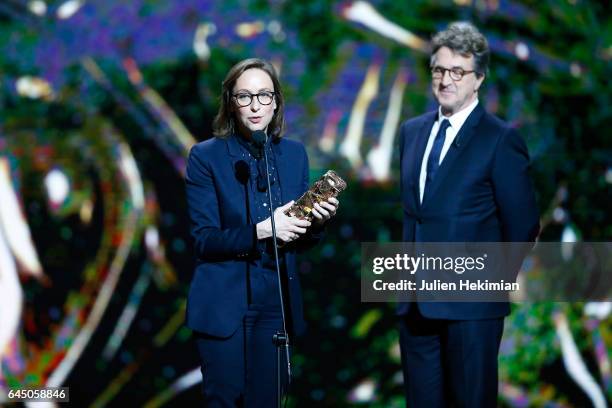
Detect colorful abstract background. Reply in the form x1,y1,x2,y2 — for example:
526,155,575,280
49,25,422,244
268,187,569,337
0,0,610,406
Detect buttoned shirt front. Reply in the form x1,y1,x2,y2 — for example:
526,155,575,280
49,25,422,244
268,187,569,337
419,99,479,203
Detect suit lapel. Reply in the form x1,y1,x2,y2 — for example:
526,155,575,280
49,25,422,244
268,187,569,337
271,139,291,206
412,112,437,210
226,135,254,224
421,104,485,208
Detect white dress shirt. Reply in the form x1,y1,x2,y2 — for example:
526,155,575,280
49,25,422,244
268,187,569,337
419,99,479,203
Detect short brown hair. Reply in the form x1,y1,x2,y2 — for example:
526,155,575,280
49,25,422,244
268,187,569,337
430,22,489,77
212,58,286,139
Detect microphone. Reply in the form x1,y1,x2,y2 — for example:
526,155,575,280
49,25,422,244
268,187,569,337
253,128,292,390
453,131,462,148
252,130,267,148
234,160,250,185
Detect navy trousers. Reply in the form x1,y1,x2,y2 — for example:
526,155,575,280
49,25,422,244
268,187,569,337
399,305,504,408
194,268,286,407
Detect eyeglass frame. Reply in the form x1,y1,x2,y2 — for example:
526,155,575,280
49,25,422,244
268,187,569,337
232,91,276,107
430,65,478,81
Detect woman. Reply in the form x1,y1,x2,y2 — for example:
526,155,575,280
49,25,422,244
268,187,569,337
185,58,339,407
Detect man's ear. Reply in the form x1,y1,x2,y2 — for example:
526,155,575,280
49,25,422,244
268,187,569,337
474,74,485,92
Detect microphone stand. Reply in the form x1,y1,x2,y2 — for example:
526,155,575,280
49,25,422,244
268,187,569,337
259,135,291,408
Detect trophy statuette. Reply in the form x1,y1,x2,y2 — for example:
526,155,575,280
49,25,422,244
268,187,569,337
284,170,347,221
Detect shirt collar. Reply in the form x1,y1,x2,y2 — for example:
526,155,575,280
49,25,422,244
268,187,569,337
437,98,479,130
235,133,270,159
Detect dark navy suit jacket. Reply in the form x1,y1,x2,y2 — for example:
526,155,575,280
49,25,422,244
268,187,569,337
398,104,539,319
185,134,317,337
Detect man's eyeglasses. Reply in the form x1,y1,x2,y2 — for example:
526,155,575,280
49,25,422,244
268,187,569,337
431,66,476,81
232,91,275,107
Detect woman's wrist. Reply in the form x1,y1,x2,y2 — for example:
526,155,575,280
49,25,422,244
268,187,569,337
256,219,272,240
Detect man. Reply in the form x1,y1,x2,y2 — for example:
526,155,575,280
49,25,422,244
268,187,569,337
398,22,539,407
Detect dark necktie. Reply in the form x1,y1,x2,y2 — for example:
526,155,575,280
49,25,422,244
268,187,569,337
424,119,450,193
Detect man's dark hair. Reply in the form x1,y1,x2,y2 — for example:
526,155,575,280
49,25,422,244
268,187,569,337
430,22,490,77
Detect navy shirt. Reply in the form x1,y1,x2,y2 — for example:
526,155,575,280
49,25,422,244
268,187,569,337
235,134,283,308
